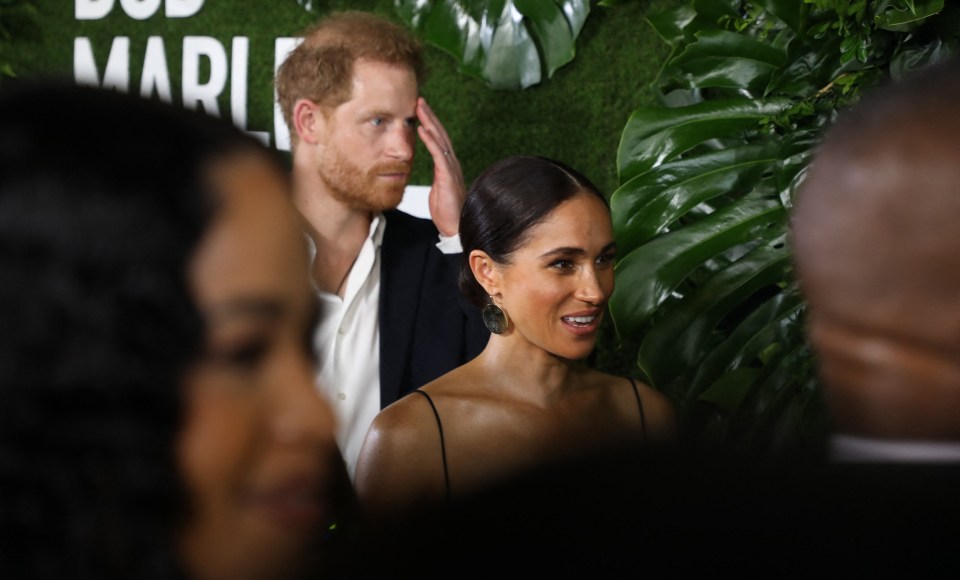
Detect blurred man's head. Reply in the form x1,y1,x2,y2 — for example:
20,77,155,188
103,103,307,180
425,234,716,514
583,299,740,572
792,57,960,440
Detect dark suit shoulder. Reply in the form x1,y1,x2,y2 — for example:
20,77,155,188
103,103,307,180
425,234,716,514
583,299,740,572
382,209,439,247
378,210,489,405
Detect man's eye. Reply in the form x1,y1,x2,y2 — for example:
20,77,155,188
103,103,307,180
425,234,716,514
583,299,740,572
371,117,384,127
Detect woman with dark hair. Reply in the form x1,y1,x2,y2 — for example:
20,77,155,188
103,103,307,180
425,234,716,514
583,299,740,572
0,81,353,580
354,155,675,519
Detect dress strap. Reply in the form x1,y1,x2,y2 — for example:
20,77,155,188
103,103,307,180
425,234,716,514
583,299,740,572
414,389,451,503
629,378,647,441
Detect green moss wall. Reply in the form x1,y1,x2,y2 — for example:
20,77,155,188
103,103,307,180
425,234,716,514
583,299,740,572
4,0,677,195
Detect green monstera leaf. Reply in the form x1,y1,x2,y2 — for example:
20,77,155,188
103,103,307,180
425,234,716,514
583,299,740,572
0,0,38,86
395,0,590,89
874,0,944,29
609,0,951,454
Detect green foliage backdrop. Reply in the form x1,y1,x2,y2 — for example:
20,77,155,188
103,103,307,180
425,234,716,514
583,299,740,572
1,0,677,196
11,0,957,455
608,0,959,454
387,0,960,455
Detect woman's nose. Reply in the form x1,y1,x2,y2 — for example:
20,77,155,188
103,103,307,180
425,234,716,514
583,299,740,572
575,266,612,305
269,345,337,446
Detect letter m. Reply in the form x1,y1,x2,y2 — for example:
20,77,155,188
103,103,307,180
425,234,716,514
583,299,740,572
74,37,130,91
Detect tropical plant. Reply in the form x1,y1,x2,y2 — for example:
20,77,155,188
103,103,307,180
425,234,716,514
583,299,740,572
608,0,958,455
389,0,960,453
0,0,38,86
394,0,591,89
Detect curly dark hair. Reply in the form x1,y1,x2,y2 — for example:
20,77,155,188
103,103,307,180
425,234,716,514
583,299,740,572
0,79,280,579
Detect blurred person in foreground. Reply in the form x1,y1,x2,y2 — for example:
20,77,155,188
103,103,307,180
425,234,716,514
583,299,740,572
275,11,488,480
792,56,960,462
0,80,355,580
354,155,676,521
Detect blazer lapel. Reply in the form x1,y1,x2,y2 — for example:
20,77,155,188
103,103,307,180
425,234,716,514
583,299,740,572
378,211,429,406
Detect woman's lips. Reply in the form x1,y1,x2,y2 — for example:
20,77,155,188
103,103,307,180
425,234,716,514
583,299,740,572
248,476,330,530
561,311,603,336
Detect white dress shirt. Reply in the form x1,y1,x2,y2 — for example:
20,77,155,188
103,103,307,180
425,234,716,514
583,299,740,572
830,433,960,463
312,215,384,480
310,212,461,480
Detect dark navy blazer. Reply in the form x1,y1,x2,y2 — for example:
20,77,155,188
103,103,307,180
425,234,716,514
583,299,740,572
378,209,489,408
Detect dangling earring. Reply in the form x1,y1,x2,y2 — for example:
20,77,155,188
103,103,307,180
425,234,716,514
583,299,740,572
482,296,509,334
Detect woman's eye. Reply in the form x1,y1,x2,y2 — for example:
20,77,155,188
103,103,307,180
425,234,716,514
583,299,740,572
550,259,574,270
597,253,616,267
302,316,319,365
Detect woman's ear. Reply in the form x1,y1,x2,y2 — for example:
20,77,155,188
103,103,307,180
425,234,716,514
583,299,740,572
293,99,325,145
469,250,500,296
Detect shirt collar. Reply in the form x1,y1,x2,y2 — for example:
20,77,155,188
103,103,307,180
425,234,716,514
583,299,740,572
370,211,386,249
304,212,385,296
831,433,960,463
304,211,386,262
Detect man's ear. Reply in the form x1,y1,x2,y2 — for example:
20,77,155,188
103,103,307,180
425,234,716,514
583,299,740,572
293,98,326,145
469,250,501,297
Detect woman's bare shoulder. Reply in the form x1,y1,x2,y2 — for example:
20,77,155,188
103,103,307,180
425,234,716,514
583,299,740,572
584,369,677,440
630,377,677,441
355,390,450,514
418,362,486,399
369,389,439,440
